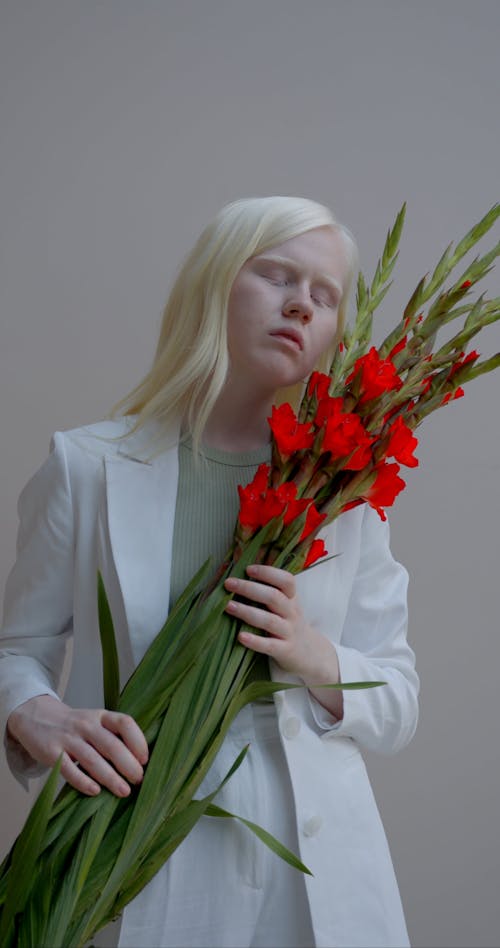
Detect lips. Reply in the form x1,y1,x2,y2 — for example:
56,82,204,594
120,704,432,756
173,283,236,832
269,328,304,351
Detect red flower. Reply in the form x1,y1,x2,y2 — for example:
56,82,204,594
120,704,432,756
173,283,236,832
268,403,315,457
314,395,344,428
237,464,280,530
322,411,373,470
341,498,364,515
388,335,407,359
300,503,327,541
441,386,465,405
304,538,328,569
238,470,315,533
276,482,310,525
240,462,269,499
448,350,479,379
461,280,472,289
384,416,419,468
347,347,403,403
308,371,331,400
364,462,406,521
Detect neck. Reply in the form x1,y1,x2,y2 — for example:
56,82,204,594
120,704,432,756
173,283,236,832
202,384,275,453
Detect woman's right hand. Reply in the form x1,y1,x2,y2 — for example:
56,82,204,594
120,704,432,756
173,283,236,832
6,695,149,797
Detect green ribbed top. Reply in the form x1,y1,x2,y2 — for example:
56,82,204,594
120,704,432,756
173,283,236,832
170,436,272,689
170,436,272,607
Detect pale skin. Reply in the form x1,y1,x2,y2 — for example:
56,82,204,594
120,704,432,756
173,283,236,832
7,225,348,795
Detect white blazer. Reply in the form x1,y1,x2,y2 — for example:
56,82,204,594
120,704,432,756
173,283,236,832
0,418,419,948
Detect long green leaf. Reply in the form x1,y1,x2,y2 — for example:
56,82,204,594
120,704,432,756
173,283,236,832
206,803,312,876
39,794,118,948
0,755,62,947
74,747,251,945
97,571,120,711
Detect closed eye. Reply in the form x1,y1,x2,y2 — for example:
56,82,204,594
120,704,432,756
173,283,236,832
257,263,339,307
259,267,289,286
312,292,336,308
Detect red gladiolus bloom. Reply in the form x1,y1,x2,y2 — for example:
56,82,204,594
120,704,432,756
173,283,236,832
304,538,328,569
237,464,279,530
248,463,269,493
347,347,403,403
268,403,315,457
341,498,364,514
276,482,310,525
322,412,373,470
448,350,479,379
441,386,465,405
237,489,283,530
300,503,327,541
364,462,406,521
384,416,419,468
315,395,344,428
238,469,316,533
388,335,407,359
308,371,331,400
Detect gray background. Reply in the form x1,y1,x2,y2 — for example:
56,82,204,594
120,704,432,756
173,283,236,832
1,3,499,946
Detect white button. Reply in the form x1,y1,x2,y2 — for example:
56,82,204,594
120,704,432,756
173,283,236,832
281,716,301,739
302,815,323,837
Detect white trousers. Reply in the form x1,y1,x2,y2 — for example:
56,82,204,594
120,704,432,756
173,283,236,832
117,702,315,948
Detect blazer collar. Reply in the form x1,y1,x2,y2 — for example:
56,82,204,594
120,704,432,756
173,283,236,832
103,417,181,665
115,415,181,465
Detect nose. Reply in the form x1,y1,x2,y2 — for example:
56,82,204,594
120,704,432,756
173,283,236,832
282,290,313,324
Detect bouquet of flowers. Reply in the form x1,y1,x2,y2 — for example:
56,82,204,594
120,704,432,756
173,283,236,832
0,204,499,948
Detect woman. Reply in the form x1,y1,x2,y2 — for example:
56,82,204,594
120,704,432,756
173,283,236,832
0,196,419,947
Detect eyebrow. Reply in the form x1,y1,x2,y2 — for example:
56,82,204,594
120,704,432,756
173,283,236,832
253,254,343,295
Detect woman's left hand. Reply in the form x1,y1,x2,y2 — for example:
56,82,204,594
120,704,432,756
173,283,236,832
224,563,340,689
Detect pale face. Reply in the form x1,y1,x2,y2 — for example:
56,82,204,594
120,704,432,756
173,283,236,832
226,226,350,395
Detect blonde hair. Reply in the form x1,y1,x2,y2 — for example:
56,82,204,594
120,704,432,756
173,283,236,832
113,196,358,450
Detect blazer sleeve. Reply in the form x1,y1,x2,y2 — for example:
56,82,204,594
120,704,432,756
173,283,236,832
0,432,75,776
309,503,420,755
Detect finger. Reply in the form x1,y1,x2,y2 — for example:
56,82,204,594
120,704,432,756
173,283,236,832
59,751,103,796
101,711,149,765
84,727,145,785
237,627,286,659
245,564,296,598
65,736,133,797
225,599,285,637
224,576,289,616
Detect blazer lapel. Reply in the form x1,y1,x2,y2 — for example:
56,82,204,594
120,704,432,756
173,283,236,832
103,420,180,666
